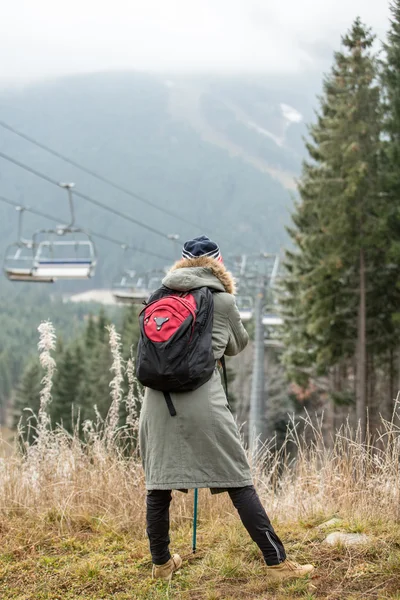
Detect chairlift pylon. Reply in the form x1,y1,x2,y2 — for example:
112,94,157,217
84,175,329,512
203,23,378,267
3,207,55,283
32,183,97,280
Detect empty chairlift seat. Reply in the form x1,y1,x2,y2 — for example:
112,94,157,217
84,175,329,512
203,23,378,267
113,289,149,304
4,242,55,283
262,313,283,327
147,276,163,292
4,187,96,282
113,272,150,305
237,296,254,322
33,238,96,280
3,206,55,283
263,312,283,348
113,270,166,305
31,182,96,280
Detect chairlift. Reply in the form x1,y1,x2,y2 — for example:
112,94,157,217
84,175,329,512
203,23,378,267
114,289,149,304
32,183,96,280
112,249,151,304
262,313,283,327
114,269,167,305
237,295,254,322
112,246,146,304
148,274,163,293
262,307,283,348
3,207,54,283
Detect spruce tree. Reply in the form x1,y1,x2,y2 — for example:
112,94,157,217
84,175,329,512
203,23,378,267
380,0,400,406
51,345,85,430
281,19,382,435
78,341,113,420
0,353,11,424
382,0,400,203
77,312,113,422
14,360,42,436
121,306,140,359
84,315,98,351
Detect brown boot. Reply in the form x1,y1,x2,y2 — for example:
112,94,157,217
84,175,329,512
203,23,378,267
152,554,182,580
266,559,314,581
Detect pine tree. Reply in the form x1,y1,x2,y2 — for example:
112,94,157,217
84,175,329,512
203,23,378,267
97,309,108,344
280,19,383,436
14,360,42,436
382,0,400,203
84,315,98,351
77,313,113,422
0,352,12,424
78,341,113,420
121,305,140,359
51,345,85,430
380,0,400,407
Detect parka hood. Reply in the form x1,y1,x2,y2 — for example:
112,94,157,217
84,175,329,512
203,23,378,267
162,256,236,294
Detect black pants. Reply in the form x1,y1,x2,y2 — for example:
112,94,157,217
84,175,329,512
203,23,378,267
146,485,286,566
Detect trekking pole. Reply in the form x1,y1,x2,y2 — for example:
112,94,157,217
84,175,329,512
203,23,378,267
192,488,198,553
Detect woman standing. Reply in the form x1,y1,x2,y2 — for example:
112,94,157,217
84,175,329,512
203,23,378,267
139,236,314,582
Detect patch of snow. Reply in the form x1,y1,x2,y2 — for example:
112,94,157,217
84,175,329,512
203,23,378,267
64,289,118,306
165,80,175,88
246,120,284,147
280,103,303,123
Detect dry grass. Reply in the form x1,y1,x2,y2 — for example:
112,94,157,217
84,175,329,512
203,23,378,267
1,322,400,598
0,514,400,599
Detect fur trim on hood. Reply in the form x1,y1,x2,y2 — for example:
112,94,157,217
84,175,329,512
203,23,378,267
169,256,236,294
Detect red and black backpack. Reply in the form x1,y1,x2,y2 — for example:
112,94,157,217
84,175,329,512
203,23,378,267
136,286,219,416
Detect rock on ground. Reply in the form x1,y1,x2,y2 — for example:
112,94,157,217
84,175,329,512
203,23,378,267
324,532,370,546
318,518,343,530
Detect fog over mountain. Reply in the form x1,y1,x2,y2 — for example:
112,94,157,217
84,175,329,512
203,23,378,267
1,0,389,82
0,1,390,287
0,71,313,285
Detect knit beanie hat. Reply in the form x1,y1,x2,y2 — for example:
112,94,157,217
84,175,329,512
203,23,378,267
182,235,222,262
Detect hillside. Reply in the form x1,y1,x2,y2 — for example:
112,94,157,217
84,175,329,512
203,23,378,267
0,72,313,287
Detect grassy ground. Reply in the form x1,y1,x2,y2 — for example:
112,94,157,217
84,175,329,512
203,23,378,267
3,324,400,598
1,512,400,600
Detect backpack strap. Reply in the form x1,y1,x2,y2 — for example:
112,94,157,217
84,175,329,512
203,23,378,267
163,391,177,417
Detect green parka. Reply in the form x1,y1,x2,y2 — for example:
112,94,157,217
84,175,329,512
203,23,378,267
139,256,253,491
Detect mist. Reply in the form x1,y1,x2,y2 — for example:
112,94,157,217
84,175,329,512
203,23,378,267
1,0,389,83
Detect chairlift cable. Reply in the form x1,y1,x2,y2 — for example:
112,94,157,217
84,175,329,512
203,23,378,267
0,151,181,245
0,119,201,229
0,195,170,262
0,120,260,254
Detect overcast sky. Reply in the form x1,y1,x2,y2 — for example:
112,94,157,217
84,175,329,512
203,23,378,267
1,0,390,83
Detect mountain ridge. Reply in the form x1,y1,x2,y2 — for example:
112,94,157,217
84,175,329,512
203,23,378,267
0,71,314,286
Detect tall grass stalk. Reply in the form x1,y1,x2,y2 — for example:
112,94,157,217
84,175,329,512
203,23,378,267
37,321,56,441
105,324,124,445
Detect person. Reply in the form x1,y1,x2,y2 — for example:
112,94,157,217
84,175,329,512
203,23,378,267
139,235,314,581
